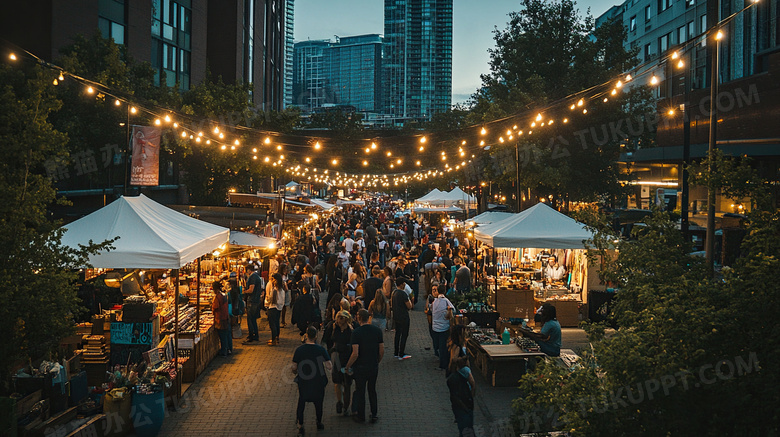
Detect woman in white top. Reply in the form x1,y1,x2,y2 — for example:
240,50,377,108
264,273,286,346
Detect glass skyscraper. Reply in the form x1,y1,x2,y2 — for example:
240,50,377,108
384,0,453,121
292,40,332,110
283,0,295,108
326,35,383,112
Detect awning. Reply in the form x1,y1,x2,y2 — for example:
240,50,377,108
61,194,229,269
229,231,277,248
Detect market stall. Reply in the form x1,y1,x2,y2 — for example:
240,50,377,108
474,203,598,327
58,194,229,432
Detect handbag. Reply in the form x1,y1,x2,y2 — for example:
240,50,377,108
232,317,243,339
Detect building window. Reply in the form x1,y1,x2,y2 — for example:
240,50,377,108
658,0,672,14
700,14,707,33
659,33,671,53
98,0,126,45
688,21,695,39
678,25,687,43
645,43,653,61
686,0,695,7
645,5,652,21
630,15,637,32
151,0,192,90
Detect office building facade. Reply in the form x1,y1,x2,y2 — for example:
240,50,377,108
283,0,295,108
383,0,453,121
1,0,286,111
325,34,383,112
292,39,332,111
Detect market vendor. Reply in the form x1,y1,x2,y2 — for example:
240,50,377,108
519,303,561,357
544,255,566,283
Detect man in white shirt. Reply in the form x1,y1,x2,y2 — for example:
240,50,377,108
343,233,355,253
545,256,566,282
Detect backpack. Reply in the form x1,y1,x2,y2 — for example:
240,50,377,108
446,370,474,412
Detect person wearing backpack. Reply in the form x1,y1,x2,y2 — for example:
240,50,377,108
243,263,265,344
446,324,476,436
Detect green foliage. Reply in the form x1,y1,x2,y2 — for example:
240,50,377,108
0,63,111,392
307,109,365,142
511,207,780,435
466,0,652,204
688,149,770,211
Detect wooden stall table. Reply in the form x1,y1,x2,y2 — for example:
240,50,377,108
466,339,546,387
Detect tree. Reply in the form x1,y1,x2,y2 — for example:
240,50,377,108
467,1,651,206
0,63,109,392
511,195,779,435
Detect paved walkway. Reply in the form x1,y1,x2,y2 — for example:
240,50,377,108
157,294,589,436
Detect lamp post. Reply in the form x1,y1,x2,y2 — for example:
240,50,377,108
705,25,722,275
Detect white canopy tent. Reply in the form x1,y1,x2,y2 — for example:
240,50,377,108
467,211,515,226
310,199,336,210
228,231,276,248
337,199,365,206
61,194,229,269
416,188,443,202
411,205,463,213
474,202,594,249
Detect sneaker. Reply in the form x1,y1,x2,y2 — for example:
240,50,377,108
401,354,412,360
370,416,378,424
343,405,351,416
336,401,343,414
316,423,325,431
397,356,403,361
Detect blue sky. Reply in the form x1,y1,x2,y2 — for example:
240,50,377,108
294,0,619,104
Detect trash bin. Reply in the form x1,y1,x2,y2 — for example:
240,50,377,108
131,390,165,436
103,387,132,437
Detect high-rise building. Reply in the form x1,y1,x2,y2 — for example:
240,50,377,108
383,0,453,122
0,0,287,111
292,40,332,111
326,34,383,112
283,0,295,108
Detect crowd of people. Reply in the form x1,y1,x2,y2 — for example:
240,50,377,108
210,198,480,436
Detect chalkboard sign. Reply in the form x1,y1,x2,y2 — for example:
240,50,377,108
111,322,154,345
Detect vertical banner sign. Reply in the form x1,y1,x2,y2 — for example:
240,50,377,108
130,126,160,186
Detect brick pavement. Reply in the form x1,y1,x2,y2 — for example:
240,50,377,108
157,292,587,436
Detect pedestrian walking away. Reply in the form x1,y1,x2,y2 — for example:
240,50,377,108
292,325,332,436
345,309,384,424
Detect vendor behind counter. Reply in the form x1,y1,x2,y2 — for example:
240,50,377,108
520,303,561,357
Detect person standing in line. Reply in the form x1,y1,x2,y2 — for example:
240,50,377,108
431,285,456,370
242,264,265,344
265,274,285,346
391,277,413,360
292,284,316,342
322,310,355,416
344,309,384,424
280,263,291,328
211,281,231,357
292,325,331,436
452,258,472,295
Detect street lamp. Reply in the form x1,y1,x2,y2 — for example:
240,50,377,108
705,23,723,275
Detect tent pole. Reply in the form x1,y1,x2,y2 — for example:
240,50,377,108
173,268,180,399
196,258,201,333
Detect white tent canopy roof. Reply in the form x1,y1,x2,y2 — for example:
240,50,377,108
474,203,594,249
411,205,462,213
337,199,365,205
310,199,336,210
445,187,476,203
416,188,443,202
468,211,514,226
229,231,276,248
61,194,229,269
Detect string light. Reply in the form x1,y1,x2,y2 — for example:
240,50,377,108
677,59,684,69
86,86,94,94
716,30,724,40
314,141,321,150
650,75,659,85
164,115,171,122
154,118,161,125
264,137,271,144
480,127,487,135
214,127,220,134
9,53,17,61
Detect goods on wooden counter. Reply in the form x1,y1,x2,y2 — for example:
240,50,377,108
515,336,540,352
470,327,508,345
80,335,108,363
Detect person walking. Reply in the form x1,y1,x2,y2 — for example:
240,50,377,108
431,285,456,370
211,281,230,357
367,288,389,331
322,310,355,416
391,277,413,360
265,273,285,346
344,309,384,424
243,264,265,344
446,324,475,436
292,325,331,436
292,284,316,342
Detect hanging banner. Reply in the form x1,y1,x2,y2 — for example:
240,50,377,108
130,126,160,186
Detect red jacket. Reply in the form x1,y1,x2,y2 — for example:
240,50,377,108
212,291,230,330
